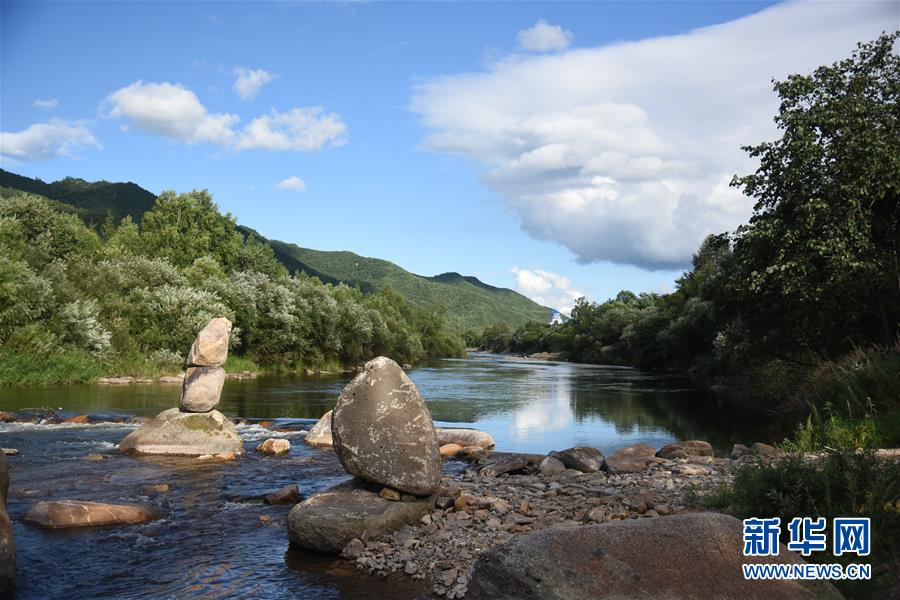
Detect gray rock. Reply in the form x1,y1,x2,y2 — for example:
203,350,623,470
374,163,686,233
287,479,434,553
752,442,782,458
0,454,14,597
436,428,495,449
478,453,543,477
550,447,604,473
332,357,441,495
304,410,333,447
604,443,656,474
468,513,841,600
24,500,157,529
656,440,714,459
537,456,566,477
731,443,751,459
186,317,232,367
118,408,244,456
180,366,225,412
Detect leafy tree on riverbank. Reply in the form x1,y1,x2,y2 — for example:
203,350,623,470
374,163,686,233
0,188,463,384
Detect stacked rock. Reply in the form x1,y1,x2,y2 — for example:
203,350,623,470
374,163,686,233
119,318,243,457
181,317,230,412
288,357,441,553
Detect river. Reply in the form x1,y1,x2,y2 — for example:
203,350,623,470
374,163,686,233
0,353,786,599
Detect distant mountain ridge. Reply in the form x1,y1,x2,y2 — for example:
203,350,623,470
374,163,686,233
0,169,552,330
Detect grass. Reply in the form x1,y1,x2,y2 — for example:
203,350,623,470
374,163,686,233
705,452,900,599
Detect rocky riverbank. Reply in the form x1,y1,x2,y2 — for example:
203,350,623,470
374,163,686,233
340,444,757,598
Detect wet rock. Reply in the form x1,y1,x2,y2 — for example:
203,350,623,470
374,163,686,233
118,408,243,456
456,446,487,461
186,317,232,367
604,443,656,474
549,447,604,473
537,456,566,477
304,410,334,447
0,449,16,456
656,440,714,459
265,484,302,505
0,454,14,597
436,428,495,449
287,479,434,553
440,443,463,458
24,500,157,529
332,357,441,495
468,513,841,600
256,438,291,455
731,443,751,459
752,442,782,458
180,366,226,413
64,414,90,424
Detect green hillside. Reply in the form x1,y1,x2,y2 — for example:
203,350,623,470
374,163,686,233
0,169,156,225
1,170,551,330
265,244,552,330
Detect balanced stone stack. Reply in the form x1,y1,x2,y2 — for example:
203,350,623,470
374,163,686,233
119,318,243,457
288,357,440,553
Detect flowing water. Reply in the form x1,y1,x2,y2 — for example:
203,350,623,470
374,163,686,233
0,353,788,599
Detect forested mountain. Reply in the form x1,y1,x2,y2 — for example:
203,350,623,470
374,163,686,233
0,170,550,330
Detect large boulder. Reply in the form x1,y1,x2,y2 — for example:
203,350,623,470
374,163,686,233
119,408,243,456
604,443,657,474
468,512,842,600
549,447,604,473
180,366,226,412
331,357,441,495
24,500,157,529
287,479,433,553
0,454,14,598
186,317,232,367
304,410,333,447
656,440,714,459
436,428,495,449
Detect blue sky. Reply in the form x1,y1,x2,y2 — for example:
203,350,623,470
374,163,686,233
1,1,896,312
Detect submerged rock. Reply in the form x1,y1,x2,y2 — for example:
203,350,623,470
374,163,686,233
468,513,841,600
287,479,433,553
118,408,243,456
180,366,226,413
0,454,15,597
549,447,604,473
186,317,232,367
656,440,714,459
265,484,302,505
332,357,441,495
304,410,334,447
24,500,157,529
604,443,657,474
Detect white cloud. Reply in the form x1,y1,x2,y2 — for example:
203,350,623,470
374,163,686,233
413,2,894,270
276,176,306,191
511,267,584,314
236,107,347,151
33,98,59,109
517,19,574,52
233,67,274,100
106,81,346,153
106,81,238,145
0,120,100,162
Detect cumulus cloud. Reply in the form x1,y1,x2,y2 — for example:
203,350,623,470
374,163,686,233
517,19,574,52
511,267,584,314
106,81,346,152
236,107,347,151
233,67,274,100
276,175,306,191
106,81,238,145
33,98,59,109
0,120,100,162
413,2,894,270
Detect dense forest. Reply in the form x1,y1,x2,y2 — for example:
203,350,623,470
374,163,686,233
471,34,900,447
0,186,466,384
